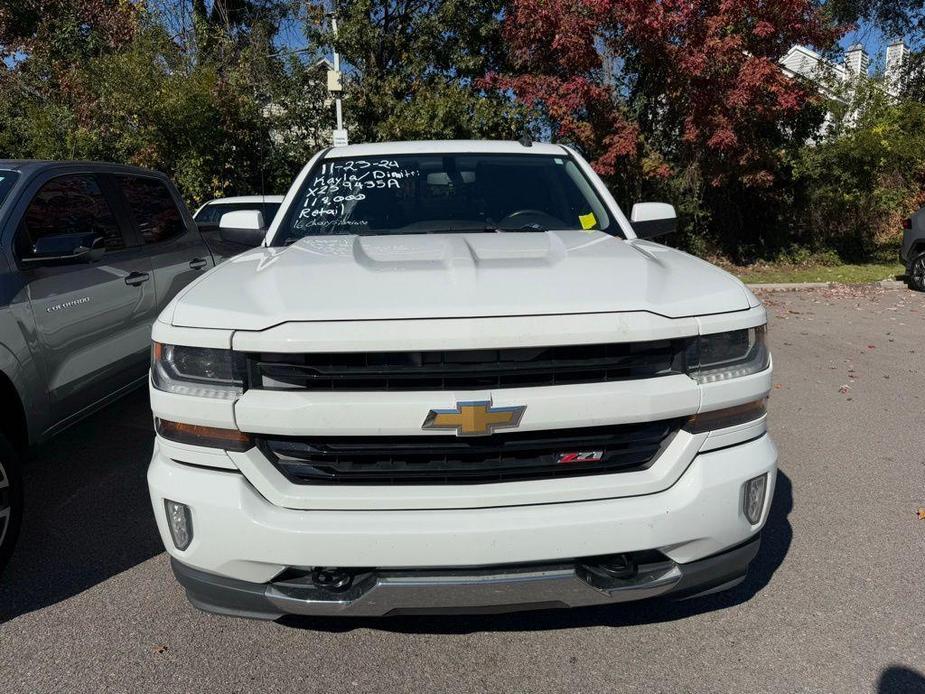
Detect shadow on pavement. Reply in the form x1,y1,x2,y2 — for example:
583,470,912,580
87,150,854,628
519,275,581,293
281,471,794,635
0,389,162,623
877,666,925,693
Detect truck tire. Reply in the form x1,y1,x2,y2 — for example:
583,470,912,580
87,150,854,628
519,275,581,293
0,433,23,575
908,252,925,292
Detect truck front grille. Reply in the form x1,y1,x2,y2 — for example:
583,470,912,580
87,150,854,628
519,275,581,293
248,339,689,392
259,419,682,485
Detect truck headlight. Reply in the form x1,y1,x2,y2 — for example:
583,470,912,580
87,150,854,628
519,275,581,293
151,343,245,399
688,325,769,383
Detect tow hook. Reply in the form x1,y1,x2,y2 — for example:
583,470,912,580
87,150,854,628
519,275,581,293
578,553,639,589
310,567,354,592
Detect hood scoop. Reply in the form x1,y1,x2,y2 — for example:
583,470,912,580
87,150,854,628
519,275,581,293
352,232,567,271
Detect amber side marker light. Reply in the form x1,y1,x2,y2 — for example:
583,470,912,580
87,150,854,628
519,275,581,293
155,418,253,451
685,399,767,434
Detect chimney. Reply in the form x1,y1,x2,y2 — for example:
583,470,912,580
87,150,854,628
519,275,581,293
844,43,869,78
885,38,909,89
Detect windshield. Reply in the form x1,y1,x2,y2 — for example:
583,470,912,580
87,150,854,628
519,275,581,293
0,171,19,208
195,201,281,225
274,153,614,245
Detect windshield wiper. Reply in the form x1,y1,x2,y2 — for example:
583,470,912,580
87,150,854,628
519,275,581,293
485,223,549,233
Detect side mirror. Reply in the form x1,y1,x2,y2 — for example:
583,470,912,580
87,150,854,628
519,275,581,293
22,232,104,266
219,209,266,247
630,202,677,239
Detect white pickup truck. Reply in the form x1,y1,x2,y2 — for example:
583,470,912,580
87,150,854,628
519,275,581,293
147,140,776,619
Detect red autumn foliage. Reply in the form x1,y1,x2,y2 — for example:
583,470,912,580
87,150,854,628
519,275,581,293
490,0,839,187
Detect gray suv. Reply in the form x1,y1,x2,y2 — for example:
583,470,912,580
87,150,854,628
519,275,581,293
0,161,216,572
902,207,925,292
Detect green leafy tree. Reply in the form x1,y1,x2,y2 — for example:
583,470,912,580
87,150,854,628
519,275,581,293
825,0,924,39
307,0,528,142
0,0,139,61
192,0,296,63
0,2,330,204
794,80,925,260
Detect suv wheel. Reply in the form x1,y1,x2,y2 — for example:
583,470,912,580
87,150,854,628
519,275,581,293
0,434,23,574
909,252,925,292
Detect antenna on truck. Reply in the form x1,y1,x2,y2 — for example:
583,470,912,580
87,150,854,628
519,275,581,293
259,122,266,211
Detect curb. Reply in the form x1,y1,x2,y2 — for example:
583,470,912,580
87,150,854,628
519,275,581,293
746,279,907,292
745,282,831,291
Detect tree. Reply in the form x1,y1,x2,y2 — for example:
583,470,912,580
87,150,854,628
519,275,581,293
491,0,838,259
0,0,139,60
825,0,924,39
307,0,527,142
794,79,925,260
192,0,295,62
0,2,330,203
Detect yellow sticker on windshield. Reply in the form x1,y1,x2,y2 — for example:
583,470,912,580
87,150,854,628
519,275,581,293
579,212,597,230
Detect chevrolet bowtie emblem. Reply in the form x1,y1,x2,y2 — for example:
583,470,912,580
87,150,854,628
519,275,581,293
422,400,526,437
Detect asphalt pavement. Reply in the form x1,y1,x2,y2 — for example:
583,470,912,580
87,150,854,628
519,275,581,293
1,285,923,693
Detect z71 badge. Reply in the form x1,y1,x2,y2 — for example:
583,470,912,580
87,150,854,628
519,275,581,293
556,451,605,464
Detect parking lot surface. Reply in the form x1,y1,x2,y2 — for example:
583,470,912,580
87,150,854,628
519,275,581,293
1,286,924,693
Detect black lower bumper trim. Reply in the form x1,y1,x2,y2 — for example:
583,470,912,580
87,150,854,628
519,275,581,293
171,536,761,620
668,536,761,600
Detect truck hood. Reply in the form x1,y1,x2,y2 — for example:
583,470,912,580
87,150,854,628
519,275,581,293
167,231,752,330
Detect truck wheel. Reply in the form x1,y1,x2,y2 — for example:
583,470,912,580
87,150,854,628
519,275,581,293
0,434,23,575
908,252,925,292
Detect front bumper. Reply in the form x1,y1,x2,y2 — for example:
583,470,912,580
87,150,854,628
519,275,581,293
149,431,776,618
171,536,761,619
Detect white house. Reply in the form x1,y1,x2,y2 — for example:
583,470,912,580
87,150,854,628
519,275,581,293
779,39,910,137
780,39,909,98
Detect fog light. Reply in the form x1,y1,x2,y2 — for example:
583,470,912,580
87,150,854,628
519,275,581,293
743,474,768,524
164,499,193,550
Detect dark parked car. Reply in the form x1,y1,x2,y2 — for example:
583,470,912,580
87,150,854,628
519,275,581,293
902,207,925,292
0,161,217,572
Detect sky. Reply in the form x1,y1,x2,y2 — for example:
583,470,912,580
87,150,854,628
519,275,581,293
838,19,922,72
840,23,889,66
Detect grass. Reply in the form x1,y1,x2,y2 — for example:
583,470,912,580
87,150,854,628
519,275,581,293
734,262,904,285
